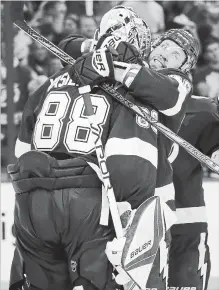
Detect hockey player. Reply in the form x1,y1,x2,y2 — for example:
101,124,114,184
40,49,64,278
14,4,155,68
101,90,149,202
168,95,219,290
58,11,200,287
9,9,154,290
10,6,199,290
59,7,199,210
70,29,198,290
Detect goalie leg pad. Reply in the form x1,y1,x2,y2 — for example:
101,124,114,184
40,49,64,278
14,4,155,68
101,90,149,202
121,196,167,289
105,197,176,288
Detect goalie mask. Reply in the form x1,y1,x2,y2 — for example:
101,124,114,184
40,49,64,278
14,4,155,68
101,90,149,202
152,29,200,72
98,6,151,59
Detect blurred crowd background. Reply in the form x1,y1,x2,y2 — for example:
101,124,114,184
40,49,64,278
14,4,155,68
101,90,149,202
1,0,219,180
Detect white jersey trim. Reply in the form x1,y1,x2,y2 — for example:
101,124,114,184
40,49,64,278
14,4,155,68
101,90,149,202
160,74,190,116
168,143,179,163
191,95,208,100
155,184,177,230
211,149,219,164
105,137,158,168
154,183,175,203
175,206,207,224
15,139,31,158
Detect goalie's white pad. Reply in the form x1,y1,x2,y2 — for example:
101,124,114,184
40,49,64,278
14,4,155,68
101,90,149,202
121,196,164,289
105,196,176,288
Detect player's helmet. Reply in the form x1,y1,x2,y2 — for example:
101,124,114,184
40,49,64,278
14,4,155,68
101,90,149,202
152,29,200,72
99,6,151,59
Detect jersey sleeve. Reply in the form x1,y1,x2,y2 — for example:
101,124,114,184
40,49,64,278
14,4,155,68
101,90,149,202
188,97,219,156
129,67,192,117
198,118,219,156
15,81,49,157
105,102,158,209
58,34,87,65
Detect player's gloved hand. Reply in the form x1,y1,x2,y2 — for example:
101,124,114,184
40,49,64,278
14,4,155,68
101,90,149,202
96,33,143,65
105,237,126,266
72,47,118,87
105,237,132,286
95,34,145,88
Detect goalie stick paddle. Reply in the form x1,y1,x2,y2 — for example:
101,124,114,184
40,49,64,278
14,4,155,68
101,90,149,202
9,2,219,176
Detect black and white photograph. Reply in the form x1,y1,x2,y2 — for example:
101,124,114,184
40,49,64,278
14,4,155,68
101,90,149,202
1,1,219,290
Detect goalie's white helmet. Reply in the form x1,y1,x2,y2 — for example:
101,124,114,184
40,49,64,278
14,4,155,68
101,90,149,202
99,6,151,59
152,29,200,72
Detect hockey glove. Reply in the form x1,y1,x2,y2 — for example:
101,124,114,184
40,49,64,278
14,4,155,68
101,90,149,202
96,33,143,65
72,47,118,87
96,34,147,88
105,237,132,286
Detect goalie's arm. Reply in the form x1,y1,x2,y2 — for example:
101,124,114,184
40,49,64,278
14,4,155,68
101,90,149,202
15,81,49,158
58,34,95,62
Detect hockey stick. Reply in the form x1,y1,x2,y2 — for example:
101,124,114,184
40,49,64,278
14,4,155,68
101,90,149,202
9,2,219,176
10,2,124,239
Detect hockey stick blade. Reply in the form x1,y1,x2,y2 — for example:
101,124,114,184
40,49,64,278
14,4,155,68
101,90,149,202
11,17,219,175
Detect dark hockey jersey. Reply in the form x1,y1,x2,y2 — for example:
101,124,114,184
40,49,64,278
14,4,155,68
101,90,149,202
15,66,157,207
170,96,219,232
16,37,192,210
16,65,114,162
59,34,192,121
15,67,156,208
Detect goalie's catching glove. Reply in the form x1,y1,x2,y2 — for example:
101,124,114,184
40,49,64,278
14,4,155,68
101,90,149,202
72,47,118,87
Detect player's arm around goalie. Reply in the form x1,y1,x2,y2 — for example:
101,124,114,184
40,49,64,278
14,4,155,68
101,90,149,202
59,34,193,123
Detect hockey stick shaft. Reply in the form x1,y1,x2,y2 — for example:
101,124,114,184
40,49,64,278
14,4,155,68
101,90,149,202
101,84,219,175
13,20,75,65
77,89,124,238
11,18,219,175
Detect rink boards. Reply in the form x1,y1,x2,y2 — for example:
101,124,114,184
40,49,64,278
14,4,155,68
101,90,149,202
1,181,219,289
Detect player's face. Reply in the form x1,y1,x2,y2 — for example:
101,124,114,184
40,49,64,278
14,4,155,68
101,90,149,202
148,39,186,70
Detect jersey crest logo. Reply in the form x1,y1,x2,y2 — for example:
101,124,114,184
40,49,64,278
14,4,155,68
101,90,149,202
136,107,158,134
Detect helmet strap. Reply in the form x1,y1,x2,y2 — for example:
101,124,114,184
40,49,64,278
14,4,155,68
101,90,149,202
168,38,189,71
